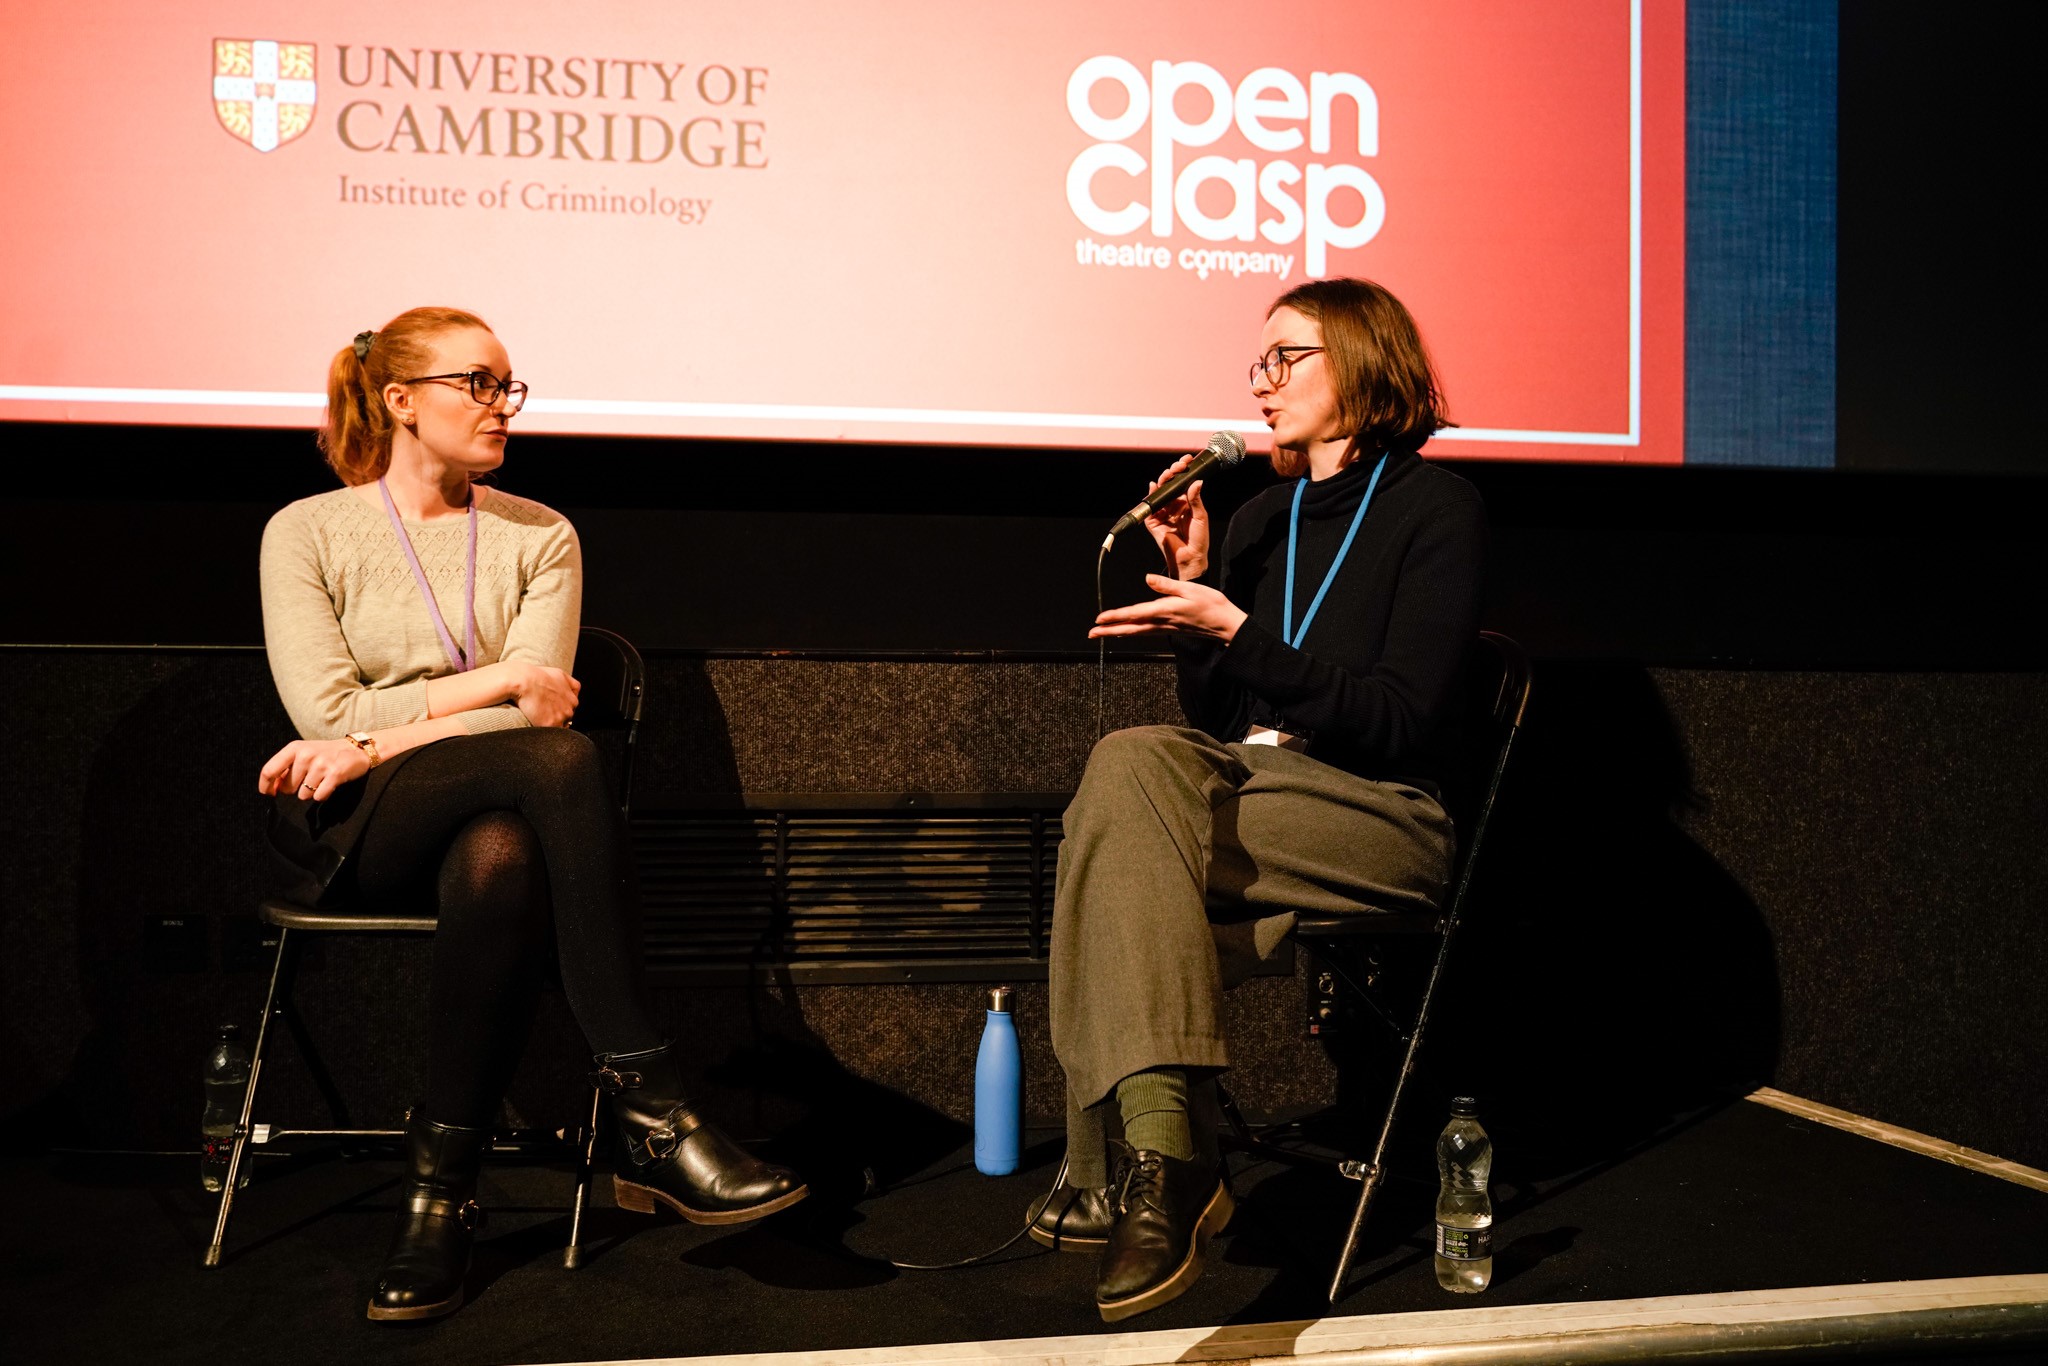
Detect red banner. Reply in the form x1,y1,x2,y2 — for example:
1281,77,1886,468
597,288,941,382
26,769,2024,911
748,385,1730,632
0,2,1683,460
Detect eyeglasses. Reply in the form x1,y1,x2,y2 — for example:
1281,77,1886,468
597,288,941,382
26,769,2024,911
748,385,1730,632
403,370,530,413
1248,345,1323,392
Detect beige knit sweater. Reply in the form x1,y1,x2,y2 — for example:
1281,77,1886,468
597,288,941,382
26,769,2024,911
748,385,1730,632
260,485,582,740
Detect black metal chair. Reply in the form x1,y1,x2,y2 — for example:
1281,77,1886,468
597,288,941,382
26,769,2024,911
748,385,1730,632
204,626,646,1268
1220,630,1531,1304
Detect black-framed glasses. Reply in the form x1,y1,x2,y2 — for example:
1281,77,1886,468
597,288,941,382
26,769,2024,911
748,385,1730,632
403,370,530,413
1248,345,1323,391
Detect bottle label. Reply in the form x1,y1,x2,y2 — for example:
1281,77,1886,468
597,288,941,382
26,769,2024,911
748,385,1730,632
1436,1222,1492,1260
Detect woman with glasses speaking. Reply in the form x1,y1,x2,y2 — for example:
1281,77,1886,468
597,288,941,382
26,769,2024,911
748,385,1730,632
256,306,806,1322
1038,279,1487,1321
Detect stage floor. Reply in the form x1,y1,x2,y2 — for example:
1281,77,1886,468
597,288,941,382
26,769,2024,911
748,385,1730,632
4,1092,2045,1366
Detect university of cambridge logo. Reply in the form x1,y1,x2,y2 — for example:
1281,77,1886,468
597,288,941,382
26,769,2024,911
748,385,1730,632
212,40,316,152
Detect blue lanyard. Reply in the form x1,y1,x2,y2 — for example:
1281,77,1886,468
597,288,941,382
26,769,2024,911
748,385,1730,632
1282,452,1386,649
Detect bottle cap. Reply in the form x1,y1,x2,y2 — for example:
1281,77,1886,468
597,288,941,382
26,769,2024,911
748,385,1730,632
988,985,1012,1013
219,1024,243,1041
1450,1095,1479,1117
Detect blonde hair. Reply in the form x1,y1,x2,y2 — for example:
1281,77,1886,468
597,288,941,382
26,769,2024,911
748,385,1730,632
1265,279,1449,479
318,306,491,485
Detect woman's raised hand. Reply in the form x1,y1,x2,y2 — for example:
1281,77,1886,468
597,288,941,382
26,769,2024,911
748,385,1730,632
258,738,371,803
1143,454,1211,580
1090,573,1247,642
513,663,580,728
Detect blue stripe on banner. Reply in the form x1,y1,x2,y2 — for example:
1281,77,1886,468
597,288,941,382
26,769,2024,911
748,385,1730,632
1685,0,1837,468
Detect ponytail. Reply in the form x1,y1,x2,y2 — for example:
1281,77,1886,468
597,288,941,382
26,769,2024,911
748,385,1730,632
319,340,387,485
317,306,491,485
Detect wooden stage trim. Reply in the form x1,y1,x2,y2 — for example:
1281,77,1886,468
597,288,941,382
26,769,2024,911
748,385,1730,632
574,1274,2048,1366
1746,1086,2048,1194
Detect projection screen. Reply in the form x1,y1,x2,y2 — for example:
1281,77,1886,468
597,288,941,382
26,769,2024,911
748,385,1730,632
0,2,1686,460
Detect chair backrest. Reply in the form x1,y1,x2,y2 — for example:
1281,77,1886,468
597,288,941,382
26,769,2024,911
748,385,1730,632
1437,631,1531,921
1288,632,1530,943
570,626,646,818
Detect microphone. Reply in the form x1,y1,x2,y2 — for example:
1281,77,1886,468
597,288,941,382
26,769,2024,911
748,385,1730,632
1105,430,1247,543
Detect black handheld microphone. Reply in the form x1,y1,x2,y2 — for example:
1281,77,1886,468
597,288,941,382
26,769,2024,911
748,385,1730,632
1104,430,1248,545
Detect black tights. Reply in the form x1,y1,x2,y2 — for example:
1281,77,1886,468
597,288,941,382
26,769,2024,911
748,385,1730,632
352,727,662,1128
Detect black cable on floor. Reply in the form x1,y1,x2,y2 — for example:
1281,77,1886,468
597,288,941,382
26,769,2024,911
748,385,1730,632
885,1151,1071,1271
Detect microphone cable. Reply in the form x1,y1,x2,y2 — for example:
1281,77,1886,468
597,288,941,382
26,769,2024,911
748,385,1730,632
1095,540,1110,739
882,1151,1072,1270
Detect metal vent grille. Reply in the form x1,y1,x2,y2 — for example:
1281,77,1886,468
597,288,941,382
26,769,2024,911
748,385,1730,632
633,807,1063,983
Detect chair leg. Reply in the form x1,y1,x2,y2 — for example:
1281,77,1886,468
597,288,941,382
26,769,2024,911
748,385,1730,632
1216,1082,1331,1170
1325,920,1461,1305
1215,1081,1257,1148
563,1083,604,1269
205,926,295,1267
1329,1159,1387,1304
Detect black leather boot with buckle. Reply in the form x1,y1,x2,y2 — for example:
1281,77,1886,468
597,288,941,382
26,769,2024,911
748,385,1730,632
592,1042,808,1225
366,1115,489,1322
1094,1146,1234,1322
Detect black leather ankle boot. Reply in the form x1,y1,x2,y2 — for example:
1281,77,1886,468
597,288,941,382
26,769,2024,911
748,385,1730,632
366,1116,489,1322
1094,1148,1234,1322
592,1043,808,1225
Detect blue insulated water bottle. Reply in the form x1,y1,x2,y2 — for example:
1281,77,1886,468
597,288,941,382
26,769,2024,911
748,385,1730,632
974,985,1022,1175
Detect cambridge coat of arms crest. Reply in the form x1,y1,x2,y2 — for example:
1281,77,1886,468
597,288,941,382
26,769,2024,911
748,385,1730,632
212,40,317,152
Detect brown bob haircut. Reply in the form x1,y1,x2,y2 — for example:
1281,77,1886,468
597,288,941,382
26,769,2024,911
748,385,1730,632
319,306,492,486
1265,278,1449,479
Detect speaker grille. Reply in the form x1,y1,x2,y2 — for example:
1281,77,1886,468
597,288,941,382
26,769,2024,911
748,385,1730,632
633,808,1062,983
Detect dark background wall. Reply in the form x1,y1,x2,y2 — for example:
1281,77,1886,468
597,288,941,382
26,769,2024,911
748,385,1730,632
1835,3,2032,475
4,649,2043,1178
4,436,2043,665
1,3,2042,1175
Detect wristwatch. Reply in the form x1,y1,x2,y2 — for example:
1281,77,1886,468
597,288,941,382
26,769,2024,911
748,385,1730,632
343,731,382,768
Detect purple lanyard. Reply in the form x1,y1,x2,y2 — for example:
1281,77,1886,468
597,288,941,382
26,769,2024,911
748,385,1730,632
377,477,478,673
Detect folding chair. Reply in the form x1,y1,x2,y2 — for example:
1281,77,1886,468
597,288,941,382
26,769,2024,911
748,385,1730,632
1220,630,1531,1304
203,626,646,1269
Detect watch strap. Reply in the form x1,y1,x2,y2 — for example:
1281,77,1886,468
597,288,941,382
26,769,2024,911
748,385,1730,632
344,731,381,768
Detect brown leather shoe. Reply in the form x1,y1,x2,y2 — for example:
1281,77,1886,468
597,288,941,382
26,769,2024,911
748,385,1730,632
1028,1182,1117,1251
1094,1149,1233,1322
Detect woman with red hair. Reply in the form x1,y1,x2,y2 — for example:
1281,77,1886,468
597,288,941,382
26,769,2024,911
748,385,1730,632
258,306,805,1322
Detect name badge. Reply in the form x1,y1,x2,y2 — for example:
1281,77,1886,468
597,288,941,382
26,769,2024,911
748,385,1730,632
1242,725,1309,752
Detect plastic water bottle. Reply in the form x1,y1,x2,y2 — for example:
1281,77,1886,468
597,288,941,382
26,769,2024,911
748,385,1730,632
1434,1096,1493,1292
973,986,1021,1175
201,1025,252,1192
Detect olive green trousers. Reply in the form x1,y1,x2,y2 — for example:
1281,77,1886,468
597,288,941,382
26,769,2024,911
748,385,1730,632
1048,725,1454,1114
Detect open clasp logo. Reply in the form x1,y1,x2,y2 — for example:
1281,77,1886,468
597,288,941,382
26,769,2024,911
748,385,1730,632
213,40,316,152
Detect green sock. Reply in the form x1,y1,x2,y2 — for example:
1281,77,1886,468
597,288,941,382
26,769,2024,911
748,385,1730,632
1065,1090,1110,1188
1116,1068,1193,1161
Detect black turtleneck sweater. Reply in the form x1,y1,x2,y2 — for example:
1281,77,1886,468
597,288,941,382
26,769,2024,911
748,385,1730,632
1172,447,1488,787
